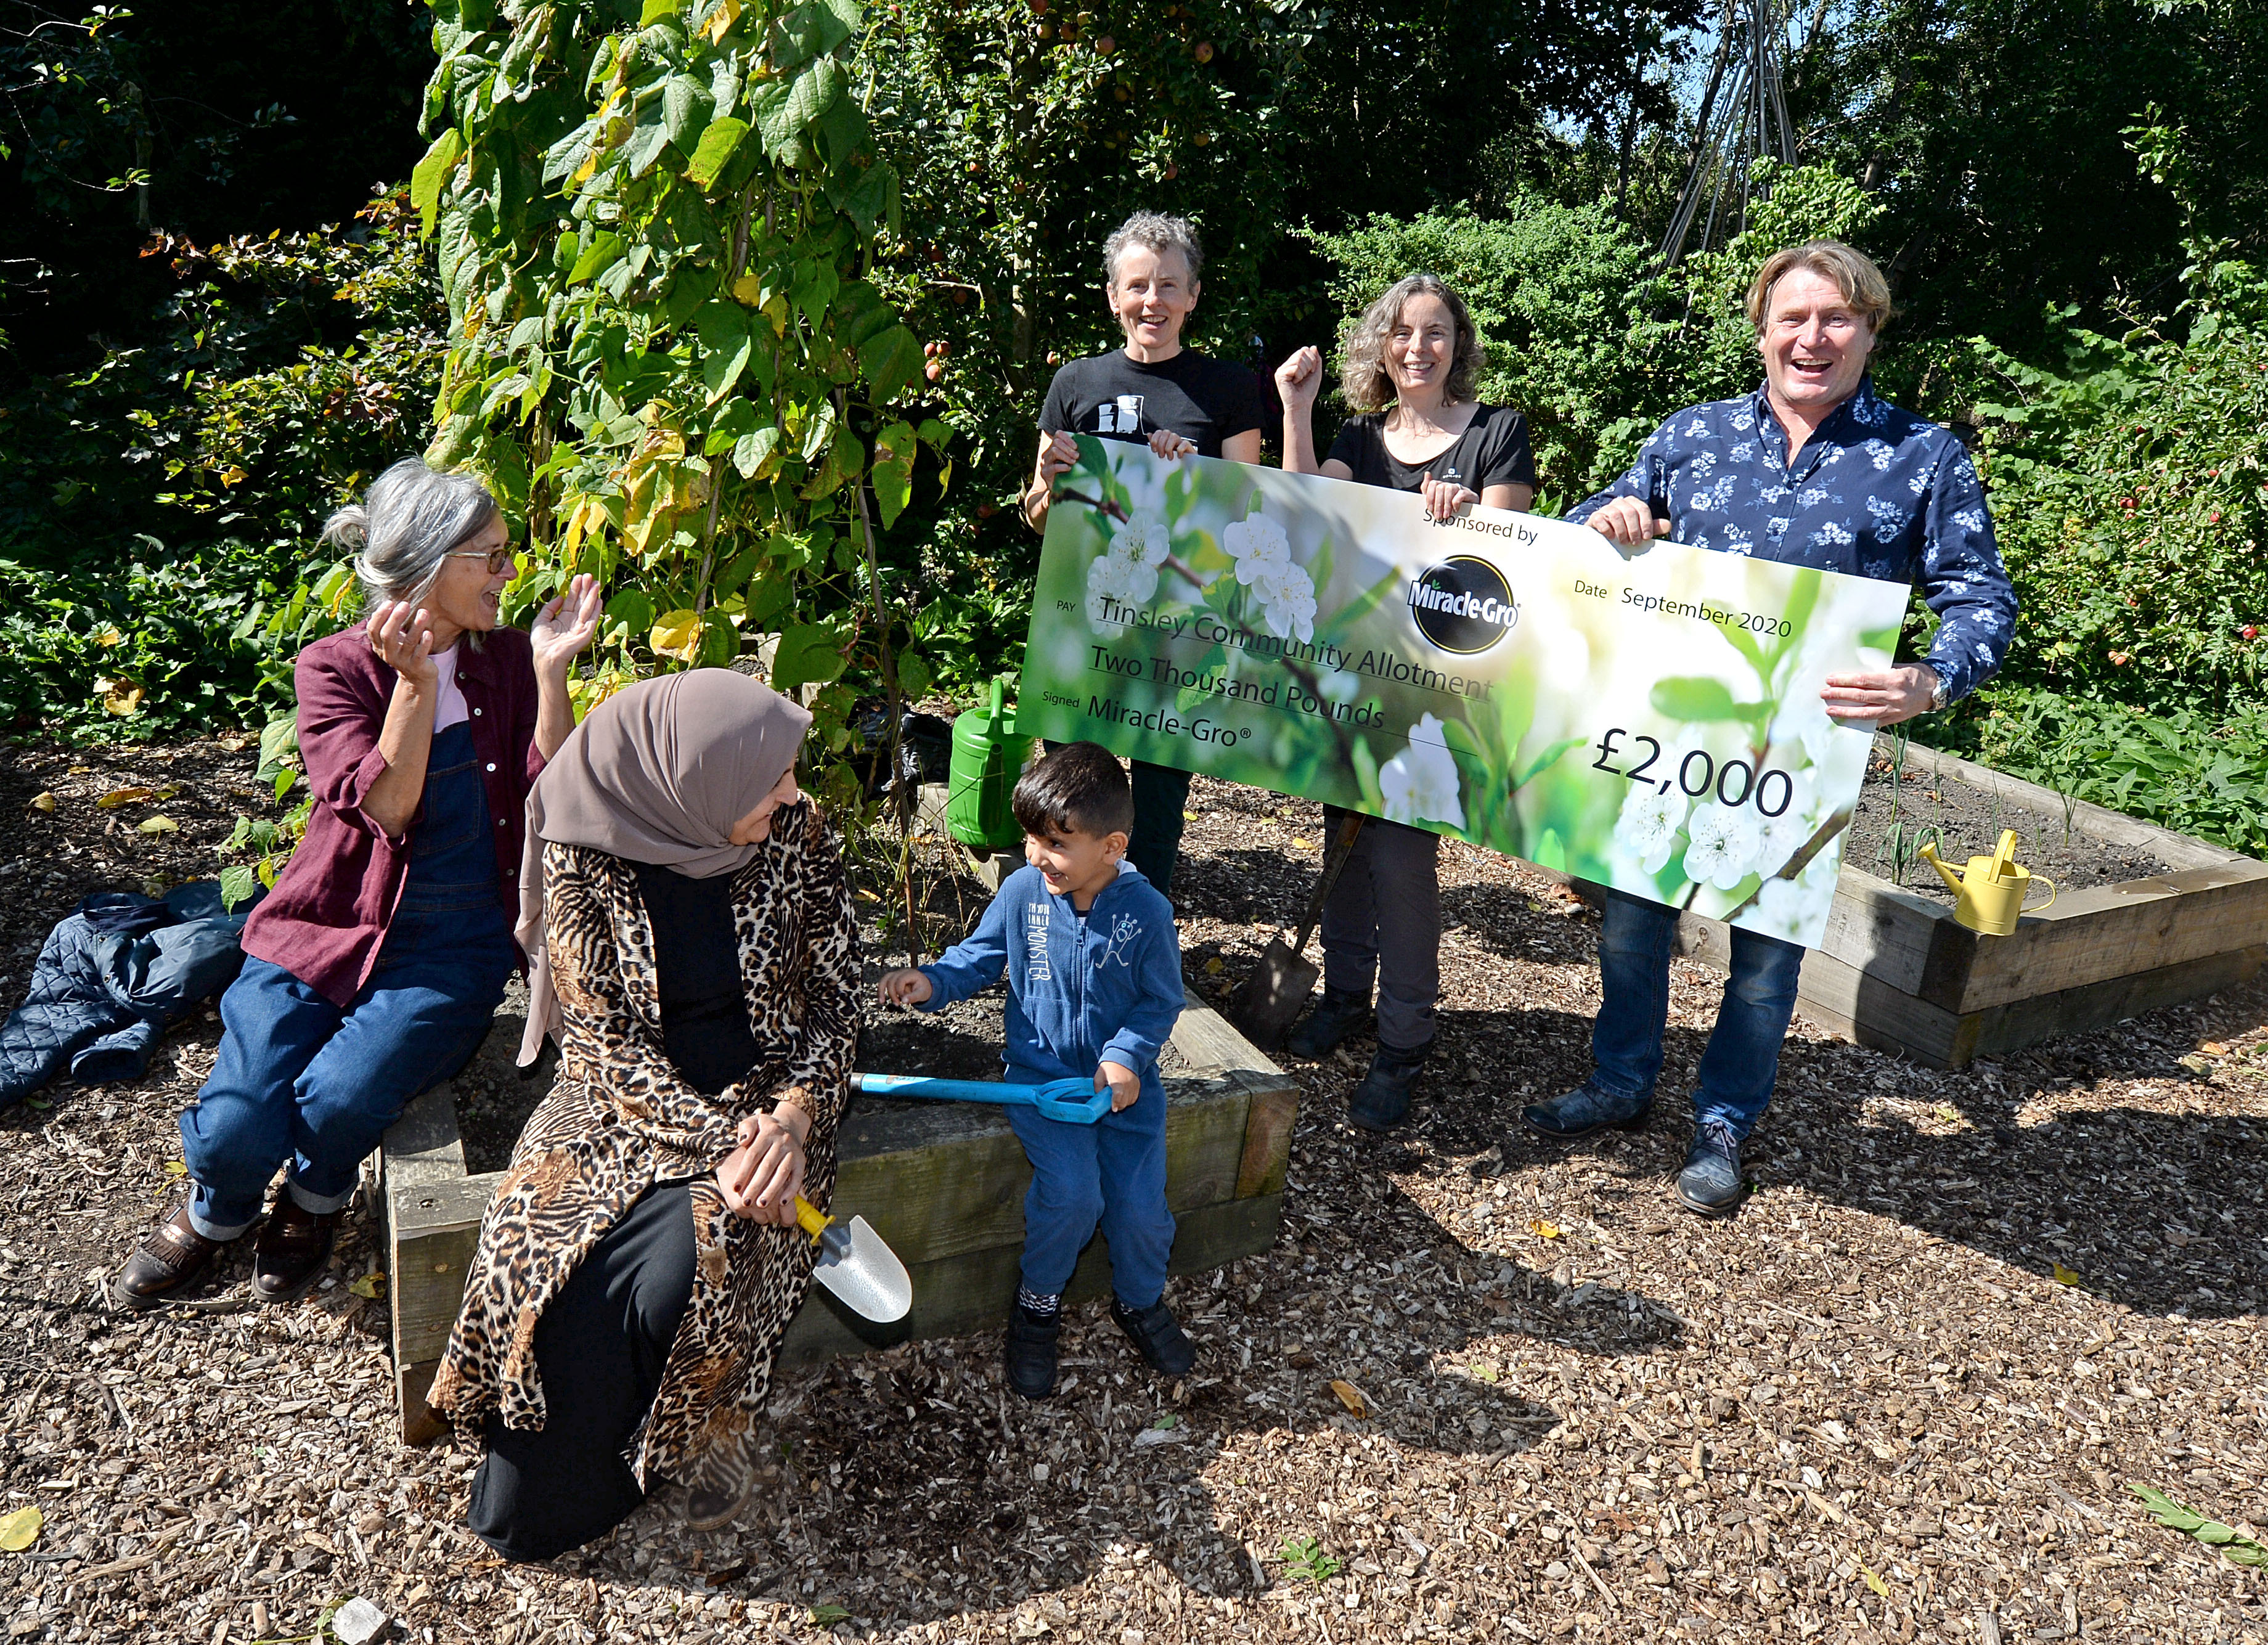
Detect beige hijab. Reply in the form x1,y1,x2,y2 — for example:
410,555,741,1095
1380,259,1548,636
515,669,812,1065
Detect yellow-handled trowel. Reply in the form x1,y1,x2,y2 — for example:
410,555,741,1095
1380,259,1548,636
793,1195,912,1323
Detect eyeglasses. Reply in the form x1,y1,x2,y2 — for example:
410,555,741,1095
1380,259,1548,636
447,548,518,576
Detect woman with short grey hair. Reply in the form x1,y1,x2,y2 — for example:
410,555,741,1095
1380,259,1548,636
118,457,603,1308
1022,209,1267,896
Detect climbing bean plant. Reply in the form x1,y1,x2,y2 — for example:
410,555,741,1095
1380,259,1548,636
412,0,948,796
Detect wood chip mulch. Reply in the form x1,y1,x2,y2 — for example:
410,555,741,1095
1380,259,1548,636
4,746,2266,1645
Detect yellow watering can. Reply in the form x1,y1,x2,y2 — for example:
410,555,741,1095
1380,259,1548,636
1919,829,2056,936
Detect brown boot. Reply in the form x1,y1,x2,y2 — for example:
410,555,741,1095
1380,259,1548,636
252,1197,339,1304
117,1203,227,1309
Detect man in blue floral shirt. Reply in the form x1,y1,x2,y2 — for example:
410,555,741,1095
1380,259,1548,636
1526,239,2018,1215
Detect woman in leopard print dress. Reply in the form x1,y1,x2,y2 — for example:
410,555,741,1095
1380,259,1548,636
428,670,859,1560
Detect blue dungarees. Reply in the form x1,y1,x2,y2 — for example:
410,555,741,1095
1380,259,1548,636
182,722,520,1238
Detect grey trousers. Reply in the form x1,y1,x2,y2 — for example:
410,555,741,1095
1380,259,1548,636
1318,806,1440,1053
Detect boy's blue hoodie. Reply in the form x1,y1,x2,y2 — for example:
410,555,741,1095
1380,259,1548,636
916,862,1184,1100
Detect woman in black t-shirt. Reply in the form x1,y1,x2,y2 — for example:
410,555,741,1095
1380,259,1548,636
1022,211,1267,896
1273,274,1538,1131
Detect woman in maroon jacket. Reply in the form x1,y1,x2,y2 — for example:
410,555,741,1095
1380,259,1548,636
118,458,600,1307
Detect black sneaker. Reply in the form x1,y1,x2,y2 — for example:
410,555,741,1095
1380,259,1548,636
1284,988,1373,1059
1677,1120,1747,1215
1111,1297,1196,1377
1003,1304,1060,1399
1346,1042,1427,1132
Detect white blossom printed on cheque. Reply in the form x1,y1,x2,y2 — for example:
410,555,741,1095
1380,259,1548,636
1682,801,1763,891
1615,783,1688,875
1379,714,1467,830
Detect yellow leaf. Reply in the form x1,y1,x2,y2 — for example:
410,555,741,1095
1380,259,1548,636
1860,1562,1888,1598
136,815,179,835
95,624,123,647
0,1506,41,1552
701,0,743,43
165,1160,187,1176
1529,1218,1563,1240
2201,1042,2229,1055
218,465,249,488
28,792,54,813
96,786,154,809
2052,1262,2082,1286
1291,836,1315,849
349,1273,386,1300
761,294,789,337
97,679,144,717
650,608,703,663
1202,957,1223,974
1182,810,1199,820
1933,1103,1962,1124
732,270,764,306
570,150,598,187
1328,1379,1369,1419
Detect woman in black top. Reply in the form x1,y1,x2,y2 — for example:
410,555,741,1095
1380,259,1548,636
1022,211,1267,897
1273,274,1537,1130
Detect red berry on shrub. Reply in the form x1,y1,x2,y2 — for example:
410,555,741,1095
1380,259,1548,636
1194,39,1214,60
925,361,944,382
1095,33,1113,51
2209,510,2222,524
977,503,997,518
2246,626,2260,641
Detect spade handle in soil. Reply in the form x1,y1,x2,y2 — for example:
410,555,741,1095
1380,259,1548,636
1289,813,1366,955
857,1072,1112,1124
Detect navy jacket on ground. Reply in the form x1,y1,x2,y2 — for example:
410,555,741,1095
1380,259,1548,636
916,863,1185,1103
0,881,250,1111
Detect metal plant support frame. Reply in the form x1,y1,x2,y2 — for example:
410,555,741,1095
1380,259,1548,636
1660,0,1800,266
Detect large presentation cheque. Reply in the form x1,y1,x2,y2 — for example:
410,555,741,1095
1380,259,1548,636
1018,438,1909,949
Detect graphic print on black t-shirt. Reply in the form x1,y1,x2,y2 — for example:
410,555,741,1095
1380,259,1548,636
1039,348,1267,459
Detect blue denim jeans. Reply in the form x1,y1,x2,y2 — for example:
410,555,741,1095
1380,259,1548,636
1591,889,1804,1141
1005,1061,1174,1308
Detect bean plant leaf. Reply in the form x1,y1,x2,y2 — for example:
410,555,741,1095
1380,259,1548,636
569,230,627,286
410,128,464,236
651,608,703,662
684,116,748,189
696,300,753,403
870,420,916,526
860,325,923,406
772,621,847,692
2131,1483,2268,1566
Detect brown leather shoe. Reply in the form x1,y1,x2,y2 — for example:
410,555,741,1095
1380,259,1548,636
117,1204,226,1309
252,1198,339,1303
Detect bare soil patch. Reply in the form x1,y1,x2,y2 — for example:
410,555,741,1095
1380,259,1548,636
6,745,2267,1645
1846,745,2171,902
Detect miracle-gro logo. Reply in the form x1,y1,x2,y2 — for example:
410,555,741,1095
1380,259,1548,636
1407,556,1519,654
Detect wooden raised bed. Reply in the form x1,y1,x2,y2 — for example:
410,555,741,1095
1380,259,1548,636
380,993,1296,1443
1654,738,2268,1069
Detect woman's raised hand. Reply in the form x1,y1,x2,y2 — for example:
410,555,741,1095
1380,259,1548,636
1419,475,1481,522
716,1109,809,1227
1036,430,1080,485
1275,346,1324,411
365,600,440,690
1146,429,1198,461
531,573,603,679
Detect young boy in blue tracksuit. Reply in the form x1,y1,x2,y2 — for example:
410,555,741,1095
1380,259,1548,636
879,742,1189,1398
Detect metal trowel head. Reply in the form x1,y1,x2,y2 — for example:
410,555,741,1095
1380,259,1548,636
810,1214,913,1323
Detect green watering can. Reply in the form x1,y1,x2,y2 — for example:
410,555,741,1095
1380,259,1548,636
945,677,1034,851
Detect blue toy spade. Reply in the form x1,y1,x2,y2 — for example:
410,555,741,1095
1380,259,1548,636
855,1072,1113,1124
